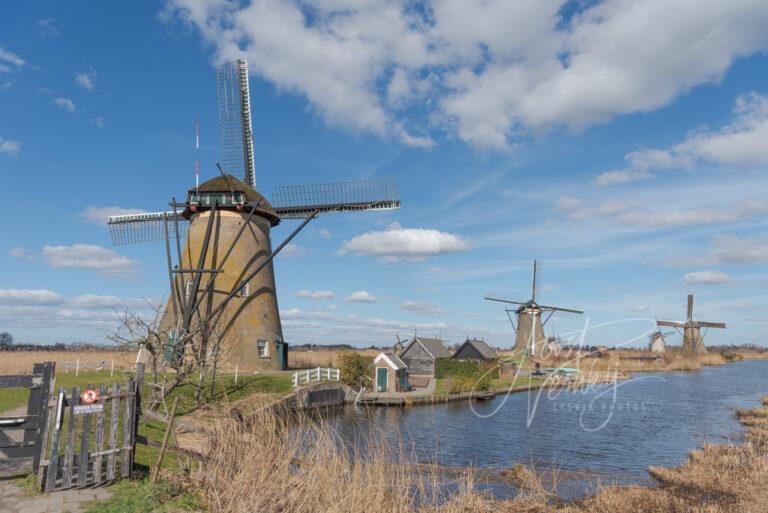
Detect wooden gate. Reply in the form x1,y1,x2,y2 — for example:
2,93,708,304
0,362,55,478
37,364,143,491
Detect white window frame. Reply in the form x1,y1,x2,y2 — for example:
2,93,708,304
257,340,269,358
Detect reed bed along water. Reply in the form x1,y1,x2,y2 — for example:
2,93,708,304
193,396,768,513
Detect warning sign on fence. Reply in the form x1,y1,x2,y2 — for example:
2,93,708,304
72,403,104,415
80,388,99,404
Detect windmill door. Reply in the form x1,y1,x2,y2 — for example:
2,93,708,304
376,368,388,392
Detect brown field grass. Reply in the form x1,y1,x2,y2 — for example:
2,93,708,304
0,349,140,375
191,392,768,513
287,348,379,369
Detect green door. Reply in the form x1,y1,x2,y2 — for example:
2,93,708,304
376,367,388,392
275,342,288,371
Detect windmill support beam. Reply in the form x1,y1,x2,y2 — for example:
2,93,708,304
182,202,218,333
163,214,178,322
205,208,320,325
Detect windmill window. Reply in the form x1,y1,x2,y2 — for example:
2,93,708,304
257,340,269,358
185,279,194,297
239,282,250,297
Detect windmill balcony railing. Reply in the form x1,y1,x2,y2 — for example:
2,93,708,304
292,367,341,387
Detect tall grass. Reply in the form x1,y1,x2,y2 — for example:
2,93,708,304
195,396,768,513
0,350,139,375
288,349,378,369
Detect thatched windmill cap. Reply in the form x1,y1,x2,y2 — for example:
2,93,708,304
186,174,281,226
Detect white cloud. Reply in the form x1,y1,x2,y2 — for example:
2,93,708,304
0,289,62,305
0,48,25,70
693,235,768,265
401,300,443,315
281,243,311,257
351,315,447,332
9,247,34,261
594,169,651,187
0,289,157,334
280,308,335,320
78,206,147,225
0,136,21,156
295,289,335,300
616,199,768,228
36,18,59,37
683,270,731,285
345,290,378,303
339,223,468,261
75,71,95,91
42,244,140,276
91,117,105,128
314,229,332,240
69,295,150,309
559,196,768,229
53,97,76,112
597,93,768,185
166,0,768,149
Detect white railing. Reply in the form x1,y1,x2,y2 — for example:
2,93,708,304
292,367,341,387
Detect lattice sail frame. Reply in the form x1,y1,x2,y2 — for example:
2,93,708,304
217,59,256,188
272,178,400,219
107,178,400,245
108,211,188,246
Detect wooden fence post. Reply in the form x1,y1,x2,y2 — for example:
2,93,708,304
44,388,66,492
61,386,80,489
131,363,144,474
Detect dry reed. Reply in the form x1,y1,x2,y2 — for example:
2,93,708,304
0,350,139,375
195,395,768,513
288,349,379,369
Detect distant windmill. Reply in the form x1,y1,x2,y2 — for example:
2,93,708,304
656,295,726,354
106,59,400,371
648,330,673,353
485,261,583,356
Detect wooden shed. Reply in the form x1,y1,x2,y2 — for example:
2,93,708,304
452,338,498,362
399,337,452,377
373,352,408,393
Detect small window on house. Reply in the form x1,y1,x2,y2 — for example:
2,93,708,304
185,279,194,297
257,340,269,358
239,282,250,297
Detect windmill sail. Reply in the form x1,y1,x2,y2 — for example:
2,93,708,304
272,178,400,219
108,211,188,246
217,59,256,188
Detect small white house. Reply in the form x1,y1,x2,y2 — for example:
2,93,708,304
373,352,408,393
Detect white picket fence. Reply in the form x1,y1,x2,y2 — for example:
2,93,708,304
292,367,340,387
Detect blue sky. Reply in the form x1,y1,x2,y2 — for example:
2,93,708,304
1,1,767,348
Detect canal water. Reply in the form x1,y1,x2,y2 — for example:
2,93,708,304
324,360,768,497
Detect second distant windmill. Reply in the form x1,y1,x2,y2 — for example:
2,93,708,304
485,261,583,356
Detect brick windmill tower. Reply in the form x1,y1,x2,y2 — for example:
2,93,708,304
107,60,400,371
656,295,725,354
485,261,583,356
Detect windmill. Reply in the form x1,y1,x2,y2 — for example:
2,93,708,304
648,330,673,353
106,59,400,371
656,294,725,354
485,261,583,356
